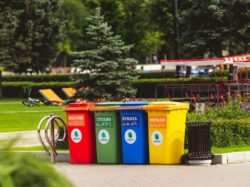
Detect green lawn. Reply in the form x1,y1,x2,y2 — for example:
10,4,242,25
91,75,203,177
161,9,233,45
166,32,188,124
14,146,68,152
0,99,66,132
211,146,250,153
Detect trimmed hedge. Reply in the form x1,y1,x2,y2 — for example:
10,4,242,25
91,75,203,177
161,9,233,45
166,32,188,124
2,74,72,82
133,77,227,98
2,76,228,98
209,70,229,77
3,72,175,82
210,119,250,147
185,119,250,148
2,82,76,98
138,71,176,79
3,70,229,82
210,69,250,79
3,69,240,83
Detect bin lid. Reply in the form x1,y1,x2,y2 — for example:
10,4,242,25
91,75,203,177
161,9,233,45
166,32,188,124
90,102,123,111
116,101,149,110
143,101,189,111
121,101,149,106
63,102,96,111
97,102,123,106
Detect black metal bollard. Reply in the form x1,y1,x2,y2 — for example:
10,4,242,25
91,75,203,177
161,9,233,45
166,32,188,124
186,122,214,163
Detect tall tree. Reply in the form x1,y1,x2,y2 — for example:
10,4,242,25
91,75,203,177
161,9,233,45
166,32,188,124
0,0,63,74
56,0,88,67
13,0,63,73
180,0,249,58
117,0,164,62
148,0,175,59
82,0,164,63
224,0,250,54
0,1,19,98
180,0,225,58
57,0,88,51
71,8,138,101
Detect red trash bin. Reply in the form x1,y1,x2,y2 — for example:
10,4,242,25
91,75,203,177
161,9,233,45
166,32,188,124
64,102,96,164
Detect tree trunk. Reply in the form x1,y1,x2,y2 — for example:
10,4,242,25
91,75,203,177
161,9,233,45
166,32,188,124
0,70,3,99
173,0,181,78
186,66,191,78
228,64,234,81
175,66,181,78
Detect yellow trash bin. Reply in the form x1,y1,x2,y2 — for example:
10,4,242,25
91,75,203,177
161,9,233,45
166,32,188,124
143,101,189,164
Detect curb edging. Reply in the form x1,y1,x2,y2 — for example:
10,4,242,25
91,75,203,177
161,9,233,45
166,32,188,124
16,151,250,165
212,151,250,165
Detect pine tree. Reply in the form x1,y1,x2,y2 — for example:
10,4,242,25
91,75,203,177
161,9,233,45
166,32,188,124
71,8,138,101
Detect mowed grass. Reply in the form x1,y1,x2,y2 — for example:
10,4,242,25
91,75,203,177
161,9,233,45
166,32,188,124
0,99,66,132
212,146,250,153
14,146,68,152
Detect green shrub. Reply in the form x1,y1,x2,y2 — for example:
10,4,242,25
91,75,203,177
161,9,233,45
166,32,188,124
2,82,76,98
187,98,250,121
138,71,176,79
209,70,229,77
186,100,250,147
211,119,250,147
2,74,72,82
0,140,72,187
185,119,250,148
209,69,250,79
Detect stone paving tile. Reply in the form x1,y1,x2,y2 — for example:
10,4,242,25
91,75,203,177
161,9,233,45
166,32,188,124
55,163,250,187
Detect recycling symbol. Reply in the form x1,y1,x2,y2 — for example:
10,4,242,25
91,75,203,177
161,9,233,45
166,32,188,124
98,130,110,144
102,132,106,138
74,131,79,138
71,129,82,143
155,133,159,140
125,129,136,144
152,131,163,146
128,132,133,138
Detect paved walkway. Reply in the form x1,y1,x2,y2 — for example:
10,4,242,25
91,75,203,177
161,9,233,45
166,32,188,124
55,163,250,187
0,130,42,147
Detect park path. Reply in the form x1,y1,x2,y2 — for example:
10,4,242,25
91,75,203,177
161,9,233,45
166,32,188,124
55,163,250,187
0,130,42,147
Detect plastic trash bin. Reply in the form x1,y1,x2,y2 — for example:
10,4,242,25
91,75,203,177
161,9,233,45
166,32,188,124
64,102,96,164
143,101,189,164
90,102,122,164
117,101,149,164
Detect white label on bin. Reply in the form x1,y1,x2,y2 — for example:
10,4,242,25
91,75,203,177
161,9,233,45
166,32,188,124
151,131,163,146
71,128,82,143
125,129,136,144
98,130,110,144
121,115,139,127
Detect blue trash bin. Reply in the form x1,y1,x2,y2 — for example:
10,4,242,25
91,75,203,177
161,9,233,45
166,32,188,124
117,101,149,164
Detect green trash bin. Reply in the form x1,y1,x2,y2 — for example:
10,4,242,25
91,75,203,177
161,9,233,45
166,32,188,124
90,102,122,164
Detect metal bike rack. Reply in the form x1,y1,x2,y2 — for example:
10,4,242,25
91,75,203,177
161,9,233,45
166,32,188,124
37,114,67,164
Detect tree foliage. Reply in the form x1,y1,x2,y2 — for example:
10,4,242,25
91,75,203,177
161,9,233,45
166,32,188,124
81,0,166,62
57,0,88,52
0,0,19,98
71,8,138,101
180,0,250,58
0,139,72,187
0,0,19,70
0,0,62,73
